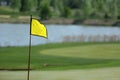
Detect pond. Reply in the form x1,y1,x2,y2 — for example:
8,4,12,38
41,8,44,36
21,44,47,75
0,24,120,47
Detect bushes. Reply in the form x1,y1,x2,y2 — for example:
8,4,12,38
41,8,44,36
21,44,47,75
0,0,120,20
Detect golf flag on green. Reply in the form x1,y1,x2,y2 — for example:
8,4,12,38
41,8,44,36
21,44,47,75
31,18,48,38
27,16,48,80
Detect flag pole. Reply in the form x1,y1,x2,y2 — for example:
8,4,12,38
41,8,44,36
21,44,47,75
27,15,32,80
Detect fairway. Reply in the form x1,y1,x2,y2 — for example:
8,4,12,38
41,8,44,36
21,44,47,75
41,44,120,59
0,42,120,70
0,67,120,80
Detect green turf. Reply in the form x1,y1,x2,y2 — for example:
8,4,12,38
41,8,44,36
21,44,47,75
41,44,120,59
0,42,120,70
0,67,120,80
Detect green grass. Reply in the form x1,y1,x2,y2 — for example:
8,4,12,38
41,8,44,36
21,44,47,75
41,44,120,59
0,42,120,70
0,67,120,80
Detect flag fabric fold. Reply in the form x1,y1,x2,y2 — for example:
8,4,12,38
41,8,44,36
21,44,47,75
31,18,48,38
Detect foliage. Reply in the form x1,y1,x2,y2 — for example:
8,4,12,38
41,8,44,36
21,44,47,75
10,0,21,10
19,0,31,12
0,0,120,19
38,0,52,20
61,6,72,18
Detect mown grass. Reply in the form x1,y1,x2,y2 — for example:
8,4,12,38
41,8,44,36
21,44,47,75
0,67,120,80
0,42,120,70
41,43,120,59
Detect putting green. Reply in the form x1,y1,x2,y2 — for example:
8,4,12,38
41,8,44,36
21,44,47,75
40,44,120,59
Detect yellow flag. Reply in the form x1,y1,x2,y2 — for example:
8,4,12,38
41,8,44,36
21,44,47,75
31,18,47,38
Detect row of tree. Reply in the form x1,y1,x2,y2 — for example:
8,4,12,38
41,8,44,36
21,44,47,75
6,0,120,20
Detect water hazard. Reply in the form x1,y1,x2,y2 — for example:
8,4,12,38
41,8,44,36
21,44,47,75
0,24,120,47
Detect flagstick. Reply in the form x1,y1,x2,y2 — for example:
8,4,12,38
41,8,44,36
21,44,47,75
27,35,31,80
27,15,32,80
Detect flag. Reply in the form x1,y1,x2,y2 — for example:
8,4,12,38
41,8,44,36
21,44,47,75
31,18,48,38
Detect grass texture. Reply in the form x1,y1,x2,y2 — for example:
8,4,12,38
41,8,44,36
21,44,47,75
0,67,120,80
0,42,120,70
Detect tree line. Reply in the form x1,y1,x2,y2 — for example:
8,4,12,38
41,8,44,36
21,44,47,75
2,0,120,20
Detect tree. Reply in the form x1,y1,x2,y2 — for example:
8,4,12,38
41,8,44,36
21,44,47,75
61,6,72,18
82,0,92,19
11,0,21,9
36,0,42,11
20,0,31,12
38,0,52,20
65,0,83,9
49,0,60,17
111,0,118,19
